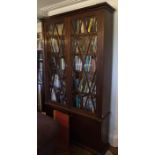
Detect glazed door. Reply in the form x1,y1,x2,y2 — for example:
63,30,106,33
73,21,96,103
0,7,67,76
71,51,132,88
69,10,103,117
44,18,69,106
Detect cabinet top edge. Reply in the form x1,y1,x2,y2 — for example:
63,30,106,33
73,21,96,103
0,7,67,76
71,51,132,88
39,2,115,21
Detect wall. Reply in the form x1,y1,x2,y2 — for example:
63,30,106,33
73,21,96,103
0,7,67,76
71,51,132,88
109,7,118,147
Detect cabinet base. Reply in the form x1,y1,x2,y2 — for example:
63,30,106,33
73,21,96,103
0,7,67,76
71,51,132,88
70,113,110,153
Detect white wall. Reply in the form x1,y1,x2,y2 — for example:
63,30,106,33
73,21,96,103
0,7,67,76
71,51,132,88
109,8,118,147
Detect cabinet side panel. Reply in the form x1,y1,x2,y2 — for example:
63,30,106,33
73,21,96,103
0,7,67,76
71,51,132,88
102,10,114,117
96,10,104,117
42,21,50,108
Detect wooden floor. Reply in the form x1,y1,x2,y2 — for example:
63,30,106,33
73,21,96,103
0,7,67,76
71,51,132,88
55,145,118,155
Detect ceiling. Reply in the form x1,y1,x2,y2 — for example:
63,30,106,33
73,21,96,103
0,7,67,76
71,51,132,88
37,0,86,18
37,0,117,18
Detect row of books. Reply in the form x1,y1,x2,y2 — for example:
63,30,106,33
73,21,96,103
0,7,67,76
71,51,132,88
84,56,96,72
51,73,66,87
88,17,97,33
74,95,96,113
60,58,65,70
51,88,66,104
90,36,97,53
37,71,43,83
73,17,97,34
38,61,43,71
38,51,43,60
51,57,66,71
74,78,96,94
74,56,82,71
51,38,65,53
37,85,42,111
51,38,59,53
50,24,64,36
51,74,61,88
74,56,96,72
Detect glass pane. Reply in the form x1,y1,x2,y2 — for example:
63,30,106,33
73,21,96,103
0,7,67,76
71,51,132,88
48,22,67,105
86,17,97,33
74,56,83,72
51,38,59,53
90,36,97,54
54,26,57,35
57,24,64,36
60,57,65,70
72,19,86,34
84,97,96,113
84,56,96,73
72,36,90,54
71,16,97,113
73,95,82,108
49,25,54,35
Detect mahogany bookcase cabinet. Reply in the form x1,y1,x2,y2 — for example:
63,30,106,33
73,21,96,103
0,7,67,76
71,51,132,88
41,3,114,154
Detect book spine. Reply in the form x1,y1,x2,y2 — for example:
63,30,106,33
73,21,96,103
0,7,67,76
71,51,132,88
88,18,93,33
81,21,84,33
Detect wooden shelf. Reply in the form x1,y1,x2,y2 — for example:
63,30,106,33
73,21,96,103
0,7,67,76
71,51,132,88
47,102,103,122
49,35,65,39
73,91,96,97
72,53,96,57
71,32,97,37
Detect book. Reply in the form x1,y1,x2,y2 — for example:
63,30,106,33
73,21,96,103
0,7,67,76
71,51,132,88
82,96,87,108
88,56,92,72
74,78,80,90
60,58,65,70
37,39,42,50
78,79,82,92
84,82,89,93
93,36,97,53
51,38,59,53
88,18,94,33
86,98,94,112
51,88,57,101
81,21,85,33
57,24,63,36
74,56,82,71
54,74,61,88
76,20,80,34
74,56,78,70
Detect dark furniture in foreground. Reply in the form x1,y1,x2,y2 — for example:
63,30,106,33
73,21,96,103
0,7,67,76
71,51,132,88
37,112,59,155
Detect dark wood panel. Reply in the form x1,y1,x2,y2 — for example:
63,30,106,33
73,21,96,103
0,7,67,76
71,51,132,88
48,103,104,122
70,113,110,152
102,10,114,117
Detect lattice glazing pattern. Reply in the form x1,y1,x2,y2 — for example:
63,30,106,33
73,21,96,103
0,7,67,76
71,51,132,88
72,17,97,113
48,23,67,105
